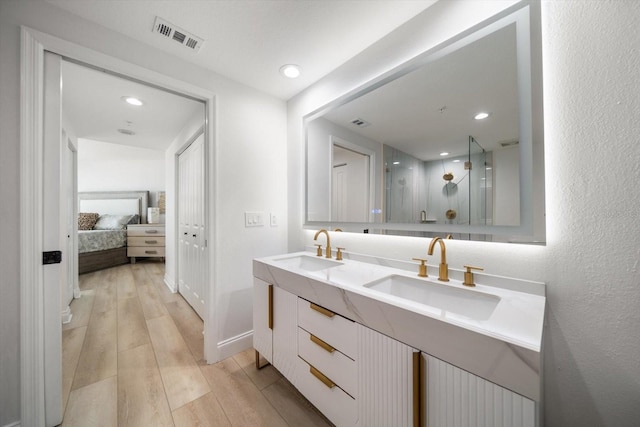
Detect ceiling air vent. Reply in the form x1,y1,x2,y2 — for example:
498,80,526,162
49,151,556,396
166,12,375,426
350,118,371,128
152,17,204,52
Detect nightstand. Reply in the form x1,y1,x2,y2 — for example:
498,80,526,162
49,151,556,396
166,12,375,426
127,224,165,263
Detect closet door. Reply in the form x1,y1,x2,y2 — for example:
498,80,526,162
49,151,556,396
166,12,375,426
178,133,206,319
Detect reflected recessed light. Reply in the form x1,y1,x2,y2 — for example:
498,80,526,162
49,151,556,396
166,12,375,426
452,159,460,163
440,152,449,156
393,161,400,165
122,96,144,106
279,64,301,79
474,112,490,120
486,167,492,170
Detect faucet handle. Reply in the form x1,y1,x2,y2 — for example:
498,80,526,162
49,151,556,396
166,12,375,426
336,247,345,261
463,265,484,287
412,258,428,277
315,244,323,257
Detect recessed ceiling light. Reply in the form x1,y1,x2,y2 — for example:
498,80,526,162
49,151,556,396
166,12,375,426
440,152,449,156
486,167,492,170
452,159,461,163
122,96,144,106
279,64,301,79
393,161,400,165
474,112,490,120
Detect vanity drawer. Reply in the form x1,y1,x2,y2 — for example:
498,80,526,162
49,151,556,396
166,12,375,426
127,236,165,247
127,246,165,257
297,298,356,359
297,357,356,427
127,225,165,236
298,327,356,398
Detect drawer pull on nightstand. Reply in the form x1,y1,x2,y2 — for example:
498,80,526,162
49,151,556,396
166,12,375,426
310,366,336,389
145,230,158,234
310,334,335,353
144,240,157,244
145,250,158,254
310,303,335,318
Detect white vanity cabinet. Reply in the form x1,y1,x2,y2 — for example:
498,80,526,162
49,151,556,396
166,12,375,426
421,353,536,427
252,278,299,380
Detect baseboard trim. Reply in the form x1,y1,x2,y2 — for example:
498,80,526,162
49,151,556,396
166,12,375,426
217,330,253,360
61,306,72,324
164,273,177,293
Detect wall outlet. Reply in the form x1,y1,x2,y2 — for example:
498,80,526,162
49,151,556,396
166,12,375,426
270,213,277,227
245,211,265,227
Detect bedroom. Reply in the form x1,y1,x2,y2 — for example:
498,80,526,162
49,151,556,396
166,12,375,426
62,58,206,320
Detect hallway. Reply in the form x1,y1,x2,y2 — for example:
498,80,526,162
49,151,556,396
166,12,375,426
61,262,332,426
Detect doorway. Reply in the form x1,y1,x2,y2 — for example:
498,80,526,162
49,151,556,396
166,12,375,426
20,27,217,426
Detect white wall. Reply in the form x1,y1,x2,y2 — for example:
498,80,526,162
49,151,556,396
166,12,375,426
289,1,640,425
493,145,520,226
0,1,287,424
77,139,166,208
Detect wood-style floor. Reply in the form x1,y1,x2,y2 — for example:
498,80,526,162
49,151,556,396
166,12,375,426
62,261,333,426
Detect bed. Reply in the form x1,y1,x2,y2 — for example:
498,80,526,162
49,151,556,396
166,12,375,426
78,191,149,274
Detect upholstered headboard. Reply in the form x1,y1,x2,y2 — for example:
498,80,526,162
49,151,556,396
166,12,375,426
78,191,149,224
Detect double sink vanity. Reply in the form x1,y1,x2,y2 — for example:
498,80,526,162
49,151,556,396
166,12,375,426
253,233,546,427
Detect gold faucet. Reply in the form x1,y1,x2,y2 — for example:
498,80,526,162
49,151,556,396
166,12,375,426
314,229,332,258
427,237,449,281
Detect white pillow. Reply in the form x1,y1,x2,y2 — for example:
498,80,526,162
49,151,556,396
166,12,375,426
93,214,135,230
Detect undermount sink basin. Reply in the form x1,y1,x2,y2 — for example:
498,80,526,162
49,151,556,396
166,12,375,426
364,275,500,321
272,254,342,272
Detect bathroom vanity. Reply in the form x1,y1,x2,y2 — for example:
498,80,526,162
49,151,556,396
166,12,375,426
253,251,545,427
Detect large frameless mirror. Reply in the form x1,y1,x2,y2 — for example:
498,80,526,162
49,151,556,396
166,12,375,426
305,3,544,243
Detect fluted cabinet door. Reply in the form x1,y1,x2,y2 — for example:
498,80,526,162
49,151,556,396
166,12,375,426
356,324,417,427
253,278,272,363
423,353,536,427
272,287,300,383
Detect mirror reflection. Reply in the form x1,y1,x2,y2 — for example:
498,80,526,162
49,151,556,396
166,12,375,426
306,6,543,242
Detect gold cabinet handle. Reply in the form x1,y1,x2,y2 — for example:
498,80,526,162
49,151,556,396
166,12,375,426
310,303,335,318
310,334,335,353
309,365,335,389
268,285,273,330
413,352,421,427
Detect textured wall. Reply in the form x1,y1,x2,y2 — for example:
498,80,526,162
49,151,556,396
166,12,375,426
291,1,640,425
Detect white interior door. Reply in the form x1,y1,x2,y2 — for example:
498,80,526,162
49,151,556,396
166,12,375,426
43,51,64,427
178,133,206,319
332,145,370,222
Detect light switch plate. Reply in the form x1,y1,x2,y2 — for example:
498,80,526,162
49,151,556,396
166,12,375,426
270,213,278,227
245,211,265,227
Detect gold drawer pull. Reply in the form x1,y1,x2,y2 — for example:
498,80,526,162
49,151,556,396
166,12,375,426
144,230,159,234
309,366,335,389
145,250,158,254
144,240,158,244
310,303,335,318
310,334,335,353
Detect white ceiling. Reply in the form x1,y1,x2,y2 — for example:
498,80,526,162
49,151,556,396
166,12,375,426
62,60,204,151
46,0,437,100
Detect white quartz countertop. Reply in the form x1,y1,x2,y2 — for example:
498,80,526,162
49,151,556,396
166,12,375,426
253,250,546,402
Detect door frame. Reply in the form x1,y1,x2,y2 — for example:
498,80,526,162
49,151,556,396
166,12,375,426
20,26,218,426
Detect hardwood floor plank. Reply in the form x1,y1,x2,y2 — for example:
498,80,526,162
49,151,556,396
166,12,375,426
263,377,334,427
117,297,150,352
116,265,138,300
63,376,117,427
72,308,117,390
93,271,117,314
62,326,87,412
63,289,96,331
79,270,102,291
118,343,174,427
199,357,288,427
137,282,170,319
165,297,204,362
172,392,231,427
147,315,210,410
232,348,281,391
